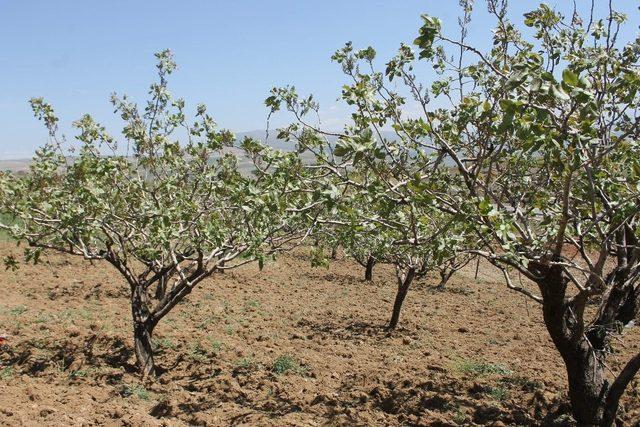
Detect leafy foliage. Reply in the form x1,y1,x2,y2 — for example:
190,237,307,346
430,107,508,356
267,42,474,327
0,50,312,375
266,1,640,423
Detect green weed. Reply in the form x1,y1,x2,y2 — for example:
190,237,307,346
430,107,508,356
121,384,150,400
8,305,27,316
272,354,306,375
0,366,14,380
455,359,512,376
233,354,254,369
153,338,177,350
486,385,509,401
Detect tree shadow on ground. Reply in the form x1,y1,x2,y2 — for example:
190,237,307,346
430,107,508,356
322,370,575,426
0,333,138,376
295,317,419,342
151,368,306,426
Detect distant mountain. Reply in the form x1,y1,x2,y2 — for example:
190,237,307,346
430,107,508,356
234,130,401,151
0,130,404,173
0,159,32,174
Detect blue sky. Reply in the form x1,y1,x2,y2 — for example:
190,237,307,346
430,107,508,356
0,1,637,159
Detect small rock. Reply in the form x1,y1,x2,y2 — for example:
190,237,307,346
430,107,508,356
39,407,57,417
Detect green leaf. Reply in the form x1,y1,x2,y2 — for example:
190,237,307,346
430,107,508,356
505,72,528,90
414,15,442,59
562,69,579,87
551,85,570,101
333,144,349,157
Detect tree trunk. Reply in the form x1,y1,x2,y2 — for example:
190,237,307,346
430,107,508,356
364,256,375,281
133,320,155,377
387,267,415,330
588,266,634,351
588,225,640,350
616,226,640,325
560,340,607,426
331,245,338,260
536,258,640,425
131,284,156,376
534,263,607,425
436,268,453,290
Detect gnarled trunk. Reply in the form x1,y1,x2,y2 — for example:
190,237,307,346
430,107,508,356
533,262,639,426
131,284,156,377
588,264,635,351
133,320,155,377
364,256,375,281
387,267,415,330
587,226,640,369
557,339,606,425
598,225,640,329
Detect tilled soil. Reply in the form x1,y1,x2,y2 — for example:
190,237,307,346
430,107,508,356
0,243,638,426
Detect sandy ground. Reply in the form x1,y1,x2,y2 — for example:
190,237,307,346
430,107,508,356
0,243,638,426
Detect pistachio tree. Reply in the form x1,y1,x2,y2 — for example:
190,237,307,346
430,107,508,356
266,84,471,330
0,50,310,376
308,192,383,281
271,0,640,423
342,224,383,282
360,1,638,424
411,3,640,424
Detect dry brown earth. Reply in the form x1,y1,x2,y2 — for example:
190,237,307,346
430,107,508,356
0,243,638,426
